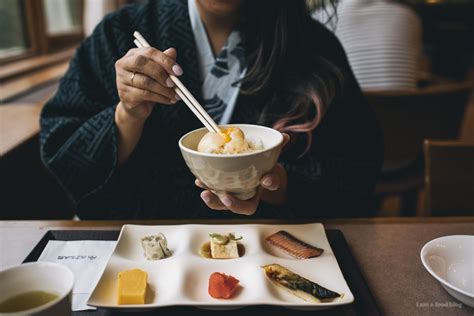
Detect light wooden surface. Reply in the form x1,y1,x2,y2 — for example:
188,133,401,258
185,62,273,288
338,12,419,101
0,217,473,315
0,47,75,81
0,103,43,155
0,62,68,102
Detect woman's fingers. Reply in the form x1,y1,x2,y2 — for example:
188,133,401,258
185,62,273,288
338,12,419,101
162,47,177,60
260,163,288,191
118,69,177,101
118,84,176,105
282,133,290,148
120,53,173,89
218,189,262,216
119,47,182,89
125,47,181,76
141,47,183,76
199,186,261,215
259,164,288,205
260,172,281,191
200,191,227,211
114,47,183,121
195,179,209,190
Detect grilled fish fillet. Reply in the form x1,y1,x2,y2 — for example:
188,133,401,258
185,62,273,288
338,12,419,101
262,264,341,302
266,231,324,259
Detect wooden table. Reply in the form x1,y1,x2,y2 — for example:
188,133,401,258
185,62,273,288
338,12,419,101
0,217,472,315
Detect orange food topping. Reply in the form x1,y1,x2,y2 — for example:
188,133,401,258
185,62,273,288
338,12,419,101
219,128,237,143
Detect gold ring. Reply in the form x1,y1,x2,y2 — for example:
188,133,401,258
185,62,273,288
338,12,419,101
130,72,136,85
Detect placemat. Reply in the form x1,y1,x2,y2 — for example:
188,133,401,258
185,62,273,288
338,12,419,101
24,229,380,315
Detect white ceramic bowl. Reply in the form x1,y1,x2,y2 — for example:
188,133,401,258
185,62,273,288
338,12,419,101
179,124,284,200
0,262,75,315
420,235,474,307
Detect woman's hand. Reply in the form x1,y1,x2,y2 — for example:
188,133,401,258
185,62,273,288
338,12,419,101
115,47,183,121
114,47,183,165
196,133,290,216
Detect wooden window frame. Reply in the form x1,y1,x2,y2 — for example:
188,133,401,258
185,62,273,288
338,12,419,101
0,0,84,66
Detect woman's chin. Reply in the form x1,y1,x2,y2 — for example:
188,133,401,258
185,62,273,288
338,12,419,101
196,0,243,18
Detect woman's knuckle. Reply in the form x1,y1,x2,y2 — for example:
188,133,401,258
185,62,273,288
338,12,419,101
141,89,150,98
133,55,147,68
130,95,141,103
118,85,128,95
167,88,176,98
155,67,166,80
126,48,137,56
143,47,155,56
160,55,172,69
141,76,151,87
149,48,161,61
157,67,169,84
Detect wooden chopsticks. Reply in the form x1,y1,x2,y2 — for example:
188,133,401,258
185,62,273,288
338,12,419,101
133,31,220,134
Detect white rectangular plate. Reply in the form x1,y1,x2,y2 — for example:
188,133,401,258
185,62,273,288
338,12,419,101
87,223,354,310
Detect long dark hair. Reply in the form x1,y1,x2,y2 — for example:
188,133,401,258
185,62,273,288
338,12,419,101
240,0,342,155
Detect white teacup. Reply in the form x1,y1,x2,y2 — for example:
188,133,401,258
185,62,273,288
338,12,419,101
179,124,284,200
0,262,74,316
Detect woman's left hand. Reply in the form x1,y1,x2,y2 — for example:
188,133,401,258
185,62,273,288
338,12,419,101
196,133,290,216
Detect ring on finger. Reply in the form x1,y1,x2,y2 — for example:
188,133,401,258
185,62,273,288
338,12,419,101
130,71,136,86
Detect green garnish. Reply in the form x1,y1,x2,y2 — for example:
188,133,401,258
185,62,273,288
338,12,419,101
228,233,243,241
209,233,243,245
209,233,229,244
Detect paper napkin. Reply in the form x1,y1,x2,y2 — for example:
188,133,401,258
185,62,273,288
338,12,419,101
37,240,116,311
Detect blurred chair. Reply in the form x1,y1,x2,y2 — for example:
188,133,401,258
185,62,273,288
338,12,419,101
312,0,422,91
365,82,473,215
424,140,474,216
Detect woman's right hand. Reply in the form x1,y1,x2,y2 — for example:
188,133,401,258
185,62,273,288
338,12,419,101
114,47,183,165
115,47,183,121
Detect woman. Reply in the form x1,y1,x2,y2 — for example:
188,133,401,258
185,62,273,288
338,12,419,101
40,0,383,219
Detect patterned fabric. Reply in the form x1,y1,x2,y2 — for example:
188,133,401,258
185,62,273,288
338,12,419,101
40,0,384,220
188,0,246,124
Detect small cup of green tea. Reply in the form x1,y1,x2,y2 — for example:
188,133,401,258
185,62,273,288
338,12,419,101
0,262,74,315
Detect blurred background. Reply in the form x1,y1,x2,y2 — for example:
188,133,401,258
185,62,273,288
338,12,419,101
1,0,473,219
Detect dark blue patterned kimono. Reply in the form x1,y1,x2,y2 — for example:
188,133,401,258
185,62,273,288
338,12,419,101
40,0,384,219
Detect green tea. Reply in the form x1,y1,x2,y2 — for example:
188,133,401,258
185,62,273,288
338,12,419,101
0,291,59,313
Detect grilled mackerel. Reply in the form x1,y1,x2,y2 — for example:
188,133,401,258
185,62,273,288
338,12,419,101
262,264,341,302
266,230,324,259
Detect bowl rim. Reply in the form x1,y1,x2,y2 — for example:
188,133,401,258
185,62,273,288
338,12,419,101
178,124,284,158
420,235,474,298
0,262,75,315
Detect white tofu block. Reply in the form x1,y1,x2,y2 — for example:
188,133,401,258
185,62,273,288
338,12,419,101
210,239,239,259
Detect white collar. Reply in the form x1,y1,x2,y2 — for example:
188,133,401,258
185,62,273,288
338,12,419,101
188,0,215,76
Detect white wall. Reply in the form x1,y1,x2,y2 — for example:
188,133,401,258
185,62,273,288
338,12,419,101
83,0,118,36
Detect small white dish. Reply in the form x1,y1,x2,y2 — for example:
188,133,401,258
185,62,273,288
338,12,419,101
88,223,354,310
420,235,474,307
0,262,74,315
